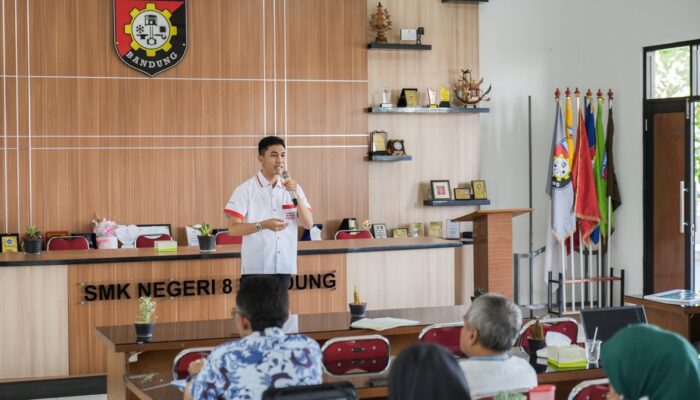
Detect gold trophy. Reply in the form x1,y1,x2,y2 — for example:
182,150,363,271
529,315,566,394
439,85,451,108
369,2,392,43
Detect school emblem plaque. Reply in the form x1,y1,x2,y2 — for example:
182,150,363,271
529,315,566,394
113,0,187,77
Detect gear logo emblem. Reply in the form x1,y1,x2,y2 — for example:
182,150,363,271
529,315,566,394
113,0,188,77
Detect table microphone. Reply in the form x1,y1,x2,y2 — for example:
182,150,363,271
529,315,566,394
281,170,299,206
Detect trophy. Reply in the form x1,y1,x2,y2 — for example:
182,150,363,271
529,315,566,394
439,85,451,108
115,224,139,248
369,2,392,43
428,88,438,108
380,89,392,108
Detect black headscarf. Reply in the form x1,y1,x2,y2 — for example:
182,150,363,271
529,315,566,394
389,343,471,400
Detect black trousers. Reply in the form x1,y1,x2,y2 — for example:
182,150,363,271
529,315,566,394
240,274,291,290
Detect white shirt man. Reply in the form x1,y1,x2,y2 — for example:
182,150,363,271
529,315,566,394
224,136,313,287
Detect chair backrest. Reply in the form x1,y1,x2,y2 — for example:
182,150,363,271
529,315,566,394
47,236,90,251
321,335,390,376
262,381,357,400
172,347,213,380
567,378,609,400
519,317,579,354
418,322,465,357
334,230,373,240
215,230,242,245
135,233,173,248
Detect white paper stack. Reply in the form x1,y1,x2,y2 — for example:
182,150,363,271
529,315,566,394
350,317,420,331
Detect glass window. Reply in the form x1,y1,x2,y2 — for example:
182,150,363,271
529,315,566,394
647,46,691,99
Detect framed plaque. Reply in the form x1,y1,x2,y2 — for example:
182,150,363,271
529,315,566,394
370,131,388,154
445,220,460,239
428,221,443,238
410,223,424,237
372,223,388,239
397,88,419,107
387,139,406,156
454,188,471,200
392,228,408,238
1,233,19,252
430,180,452,200
471,180,488,199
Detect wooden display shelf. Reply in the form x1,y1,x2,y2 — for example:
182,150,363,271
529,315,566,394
367,42,432,51
423,199,491,207
367,106,489,114
367,154,413,161
442,0,488,3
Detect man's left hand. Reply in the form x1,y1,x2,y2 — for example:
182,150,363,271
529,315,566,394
283,179,298,193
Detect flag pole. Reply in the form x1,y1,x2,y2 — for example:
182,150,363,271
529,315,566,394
607,89,614,277
561,240,567,313
570,235,576,312
579,231,584,309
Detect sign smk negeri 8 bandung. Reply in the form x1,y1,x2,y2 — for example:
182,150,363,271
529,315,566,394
113,0,188,76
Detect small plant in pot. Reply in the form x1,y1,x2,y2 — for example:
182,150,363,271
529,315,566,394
349,286,367,318
134,296,156,340
23,225,43,254
471,287,487,302
527,319,547,356
195,223,216,252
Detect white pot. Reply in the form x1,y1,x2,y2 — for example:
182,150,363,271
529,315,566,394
96,236,118,249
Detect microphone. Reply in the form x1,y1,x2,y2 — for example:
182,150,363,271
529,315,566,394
281,170,299,206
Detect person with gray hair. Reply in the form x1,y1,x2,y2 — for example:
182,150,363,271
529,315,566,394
458,294,537,396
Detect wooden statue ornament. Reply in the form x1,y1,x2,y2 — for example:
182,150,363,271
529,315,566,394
453,69,492,108
369,2,392,43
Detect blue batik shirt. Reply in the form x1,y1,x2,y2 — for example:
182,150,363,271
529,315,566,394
190,327,323,400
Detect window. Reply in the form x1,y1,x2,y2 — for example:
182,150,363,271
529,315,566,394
646,45,691,99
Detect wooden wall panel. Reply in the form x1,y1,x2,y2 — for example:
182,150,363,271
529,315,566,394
0,265,69,379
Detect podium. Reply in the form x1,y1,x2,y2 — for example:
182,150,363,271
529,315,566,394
453,208,531,300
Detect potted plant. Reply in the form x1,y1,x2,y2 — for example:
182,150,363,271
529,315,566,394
349,286,367,318
23,225,43,254
527,319,547,356
470,287,487,302
134,296,156,339
195,223,216,252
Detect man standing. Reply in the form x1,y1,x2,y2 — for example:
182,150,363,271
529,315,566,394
224,136,313,288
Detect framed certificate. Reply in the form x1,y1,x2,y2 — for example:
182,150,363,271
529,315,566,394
471,180,488,199
392,228,409,238
454,188,471,200
372,223,388,239
430,180,452,200
398,88,419,107
370,130,388,154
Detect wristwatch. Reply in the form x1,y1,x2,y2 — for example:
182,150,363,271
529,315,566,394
255,222,263,232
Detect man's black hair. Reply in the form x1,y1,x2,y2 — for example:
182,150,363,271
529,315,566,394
258,136,286,156
236,276,288,331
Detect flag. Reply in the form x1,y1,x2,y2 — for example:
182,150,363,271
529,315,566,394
606,104,622,216
545,100,576,279
565,95,575,167
572,106,600,246
585,97,600,246
594,96,609,240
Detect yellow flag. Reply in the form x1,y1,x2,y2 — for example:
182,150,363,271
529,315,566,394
565,96,575,166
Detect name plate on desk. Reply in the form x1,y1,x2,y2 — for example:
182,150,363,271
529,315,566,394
154,240,178,252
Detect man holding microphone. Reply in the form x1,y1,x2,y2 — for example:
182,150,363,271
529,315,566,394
224,136,313,289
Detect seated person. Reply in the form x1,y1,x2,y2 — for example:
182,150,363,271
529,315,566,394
602,324,700,400
458,294,537,396
389,343,471,400
184,276,322,400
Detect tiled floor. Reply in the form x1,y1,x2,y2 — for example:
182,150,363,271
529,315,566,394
38,396,106,400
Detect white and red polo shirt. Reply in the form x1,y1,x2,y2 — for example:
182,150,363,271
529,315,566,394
224,171,311,275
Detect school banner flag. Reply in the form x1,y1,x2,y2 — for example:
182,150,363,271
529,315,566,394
572,107,600,246
595,96,609,239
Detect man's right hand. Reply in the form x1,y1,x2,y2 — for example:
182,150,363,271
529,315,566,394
261,218,288,232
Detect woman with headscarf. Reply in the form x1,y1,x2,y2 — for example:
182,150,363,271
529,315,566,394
601,324,700,399
389,343,471,400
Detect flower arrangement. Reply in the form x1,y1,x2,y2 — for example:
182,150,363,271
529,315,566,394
92,216,118,237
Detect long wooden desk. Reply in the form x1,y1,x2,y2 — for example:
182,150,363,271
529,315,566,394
96,305,471,400
624,294,700,341
0,238,460,381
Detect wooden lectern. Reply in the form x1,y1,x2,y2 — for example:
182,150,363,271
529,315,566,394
453,209,531,300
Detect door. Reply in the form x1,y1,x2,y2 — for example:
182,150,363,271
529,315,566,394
645,101,692,293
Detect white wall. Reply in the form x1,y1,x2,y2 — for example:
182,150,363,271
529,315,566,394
479,0,700,302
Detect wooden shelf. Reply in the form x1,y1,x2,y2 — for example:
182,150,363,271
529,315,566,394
423,199,491,207
367,43,432,51
367,154,412,161
442,0,488,3
368,106,489,114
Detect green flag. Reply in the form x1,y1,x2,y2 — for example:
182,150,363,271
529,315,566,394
594,97,608,240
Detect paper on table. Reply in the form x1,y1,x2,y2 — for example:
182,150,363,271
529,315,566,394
350,317,420,331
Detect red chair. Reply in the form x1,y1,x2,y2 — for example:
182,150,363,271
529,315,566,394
215,231,242,245
418,322,465,357
135,234,173,248
46,236,90,251
518,317,579,354
172,347,213,380
321,335,390,376
334,230,373,240
567,378,609,400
